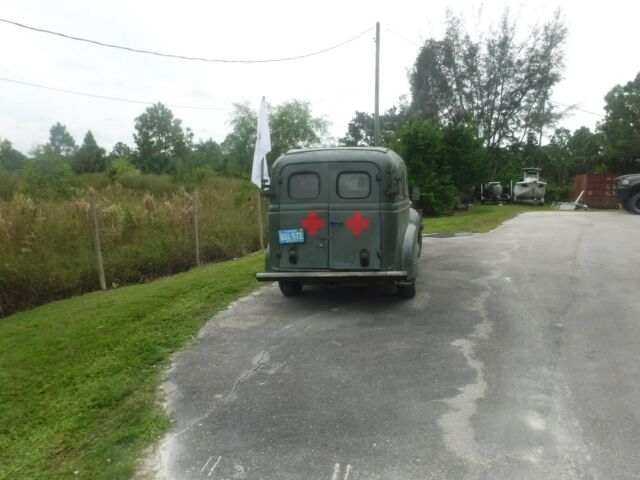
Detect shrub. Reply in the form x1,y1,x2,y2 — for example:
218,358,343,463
117,172,176,195
108,157,137,180
0,168,20,200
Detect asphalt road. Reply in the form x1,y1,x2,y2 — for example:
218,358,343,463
142,211,640,480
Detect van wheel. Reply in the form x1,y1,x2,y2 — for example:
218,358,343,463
625,192,640,215
278,280,302,297
397,281,416,299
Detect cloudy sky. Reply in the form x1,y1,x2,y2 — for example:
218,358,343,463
1,0,638,154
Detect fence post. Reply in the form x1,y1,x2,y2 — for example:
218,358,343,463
193,190,201,266
89,188,107,290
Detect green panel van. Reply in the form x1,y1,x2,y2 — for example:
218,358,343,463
256,147,422,298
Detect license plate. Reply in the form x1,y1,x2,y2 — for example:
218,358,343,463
278,228,305,244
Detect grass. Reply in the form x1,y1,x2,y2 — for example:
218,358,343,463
0,175,264,316
0,252,263,480
0,201,550,479
422,203,551,234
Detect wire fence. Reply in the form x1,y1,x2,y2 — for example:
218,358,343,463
0,179,266,316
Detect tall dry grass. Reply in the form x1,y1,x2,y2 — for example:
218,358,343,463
0,176,265,316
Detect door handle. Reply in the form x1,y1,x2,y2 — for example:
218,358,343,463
329,219,343,225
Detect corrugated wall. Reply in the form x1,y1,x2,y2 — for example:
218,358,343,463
572,174,619,208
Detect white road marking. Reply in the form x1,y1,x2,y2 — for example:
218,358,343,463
331,463,353,480
331,463,340,480
200,456,213,473
207,456,222,477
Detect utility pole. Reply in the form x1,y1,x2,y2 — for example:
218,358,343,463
374,21,381,147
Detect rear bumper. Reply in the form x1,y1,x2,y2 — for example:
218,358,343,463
256,271,408,283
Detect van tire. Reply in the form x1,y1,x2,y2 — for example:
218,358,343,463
278,280,302,297
397,281,416,299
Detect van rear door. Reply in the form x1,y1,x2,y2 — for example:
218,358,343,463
328,162,381,270
278,162,329,270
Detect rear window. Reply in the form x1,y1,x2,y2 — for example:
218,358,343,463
338,172,370,199
288,173,320,199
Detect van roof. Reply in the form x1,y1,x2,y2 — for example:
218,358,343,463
273,147,405,170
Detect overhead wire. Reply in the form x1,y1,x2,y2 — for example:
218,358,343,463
0,75,363,110
548,100,604,118
0,76,231,110
1,75,605,122
384,28,421,47
0,18,604,120
0,17,373,64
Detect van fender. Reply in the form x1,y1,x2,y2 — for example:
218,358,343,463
400,209,422,280
264,245,272,272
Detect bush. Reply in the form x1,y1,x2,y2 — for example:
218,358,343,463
545,182,572,202
0,168,20,200
392,116,462,215
22,159,79,200
117,172,176,195
108,157,137,179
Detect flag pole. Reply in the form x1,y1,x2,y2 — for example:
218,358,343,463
252,96,271,251
257,182,264,250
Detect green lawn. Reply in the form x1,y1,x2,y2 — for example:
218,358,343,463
422,204,550,234
0,253,263,480
0,204,548,479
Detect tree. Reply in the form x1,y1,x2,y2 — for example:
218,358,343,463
222,100,328,173
441,124,488,193
269,100,329,160
543,128,571,185
109,141,132,160
340,111,374,146
24,145,78,199
409,9,567,175
221,102,258,174
0,138,27,173
133,103,193,174
71,131,107,173
391,117,458,215
339,105,409,147
598,72,640,174
568,127,604,173
176,139,225,179
49,122,77,157
189,139,223,165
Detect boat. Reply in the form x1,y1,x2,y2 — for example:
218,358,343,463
513,168,546,204
480,181,504,203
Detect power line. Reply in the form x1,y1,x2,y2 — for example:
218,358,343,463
0,76,231,110
2,73,603,123
549,100,604,118
384,28,421,47
0,75,362,110
0,17,373,64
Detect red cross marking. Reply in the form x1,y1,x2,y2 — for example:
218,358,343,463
345,212,370,235
301,211,324,235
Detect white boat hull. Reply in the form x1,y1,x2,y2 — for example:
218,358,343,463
514,181,546,202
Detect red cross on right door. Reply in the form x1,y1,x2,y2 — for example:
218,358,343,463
328,161,381,270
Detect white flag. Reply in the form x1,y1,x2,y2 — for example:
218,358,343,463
251,97,271,188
